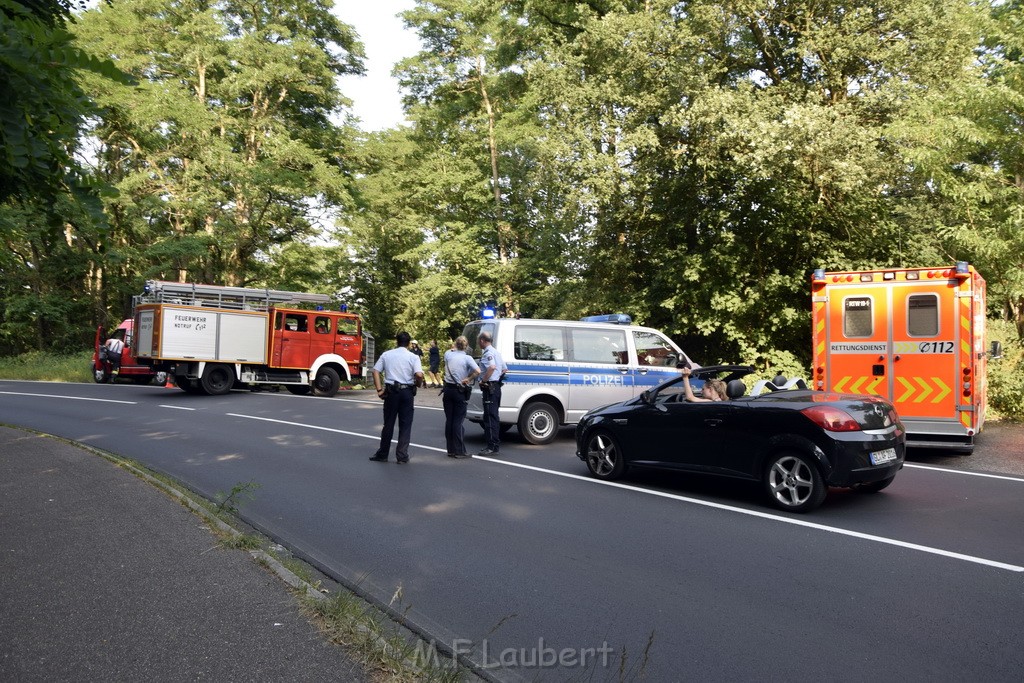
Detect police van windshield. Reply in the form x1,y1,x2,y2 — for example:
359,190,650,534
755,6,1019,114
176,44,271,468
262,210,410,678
462,322,495,358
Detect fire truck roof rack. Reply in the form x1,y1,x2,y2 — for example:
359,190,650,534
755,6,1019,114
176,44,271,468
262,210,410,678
135,280,333,311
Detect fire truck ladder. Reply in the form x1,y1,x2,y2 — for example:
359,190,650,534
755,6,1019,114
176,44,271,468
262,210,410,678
134,280,332,311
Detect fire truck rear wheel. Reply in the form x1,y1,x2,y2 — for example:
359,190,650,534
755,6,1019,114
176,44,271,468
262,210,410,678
200,364,234,396
312,367,341,397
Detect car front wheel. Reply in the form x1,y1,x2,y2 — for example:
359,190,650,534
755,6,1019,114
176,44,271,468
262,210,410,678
584,430,626,481
764,451,827,512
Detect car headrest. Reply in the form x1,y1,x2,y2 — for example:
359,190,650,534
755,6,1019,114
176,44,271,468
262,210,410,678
726,379,746,399
772,374,787,388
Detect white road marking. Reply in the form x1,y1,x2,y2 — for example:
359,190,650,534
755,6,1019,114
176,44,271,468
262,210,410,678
332,397,445,412
0,391,136,405
159,405,196,411
474,457,1024,574
225,413,448,452
904,463,1024,483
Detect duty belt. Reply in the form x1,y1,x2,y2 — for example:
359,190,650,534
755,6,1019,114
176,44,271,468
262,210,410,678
390,382,415,390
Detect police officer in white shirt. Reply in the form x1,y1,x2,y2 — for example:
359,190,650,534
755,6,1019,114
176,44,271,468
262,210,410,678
370,331,425,463
442,336,481,458
477,331,508,456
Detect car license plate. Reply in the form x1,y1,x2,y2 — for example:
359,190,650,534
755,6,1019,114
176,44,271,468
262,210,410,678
870,448,897,465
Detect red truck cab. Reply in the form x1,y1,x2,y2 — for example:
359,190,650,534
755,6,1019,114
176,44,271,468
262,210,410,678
92,320,167,385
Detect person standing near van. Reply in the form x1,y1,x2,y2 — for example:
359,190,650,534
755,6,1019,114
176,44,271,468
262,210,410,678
427,340,442,387
104,334,125,372
477,331,507,456
369,332,424,464
442,336,480,458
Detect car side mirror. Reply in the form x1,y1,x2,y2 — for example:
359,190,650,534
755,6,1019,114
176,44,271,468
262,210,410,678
990,340,1003,359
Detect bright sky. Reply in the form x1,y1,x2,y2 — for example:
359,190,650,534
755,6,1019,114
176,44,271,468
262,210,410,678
334,0,422,131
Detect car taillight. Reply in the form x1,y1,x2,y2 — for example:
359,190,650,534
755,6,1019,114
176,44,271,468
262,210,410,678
800,406,862,432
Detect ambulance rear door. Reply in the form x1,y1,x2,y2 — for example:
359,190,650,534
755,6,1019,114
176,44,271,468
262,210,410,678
824,282,889,398
889,278,958,424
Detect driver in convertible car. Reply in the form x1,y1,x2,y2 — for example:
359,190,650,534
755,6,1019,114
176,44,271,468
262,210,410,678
680,366,727,402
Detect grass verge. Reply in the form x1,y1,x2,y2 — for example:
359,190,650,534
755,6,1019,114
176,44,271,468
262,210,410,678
0,350,94,383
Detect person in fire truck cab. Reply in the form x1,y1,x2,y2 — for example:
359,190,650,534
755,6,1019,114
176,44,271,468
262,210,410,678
104,333,125,372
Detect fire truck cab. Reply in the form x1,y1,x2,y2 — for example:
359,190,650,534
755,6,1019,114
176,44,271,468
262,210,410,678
811,262,992,453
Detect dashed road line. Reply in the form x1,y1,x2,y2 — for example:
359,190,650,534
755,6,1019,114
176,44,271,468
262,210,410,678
0,391,136,405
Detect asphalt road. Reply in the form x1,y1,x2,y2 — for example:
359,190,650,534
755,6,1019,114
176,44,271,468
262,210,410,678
2,380,1023,681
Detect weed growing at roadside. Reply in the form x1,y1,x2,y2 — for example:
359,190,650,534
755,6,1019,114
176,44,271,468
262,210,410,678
215,480,261,514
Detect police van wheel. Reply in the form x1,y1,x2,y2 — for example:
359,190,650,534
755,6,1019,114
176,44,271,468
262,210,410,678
518,401,560,445
312,367,341,397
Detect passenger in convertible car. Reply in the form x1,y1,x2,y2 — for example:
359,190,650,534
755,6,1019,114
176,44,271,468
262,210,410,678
680,366,726,402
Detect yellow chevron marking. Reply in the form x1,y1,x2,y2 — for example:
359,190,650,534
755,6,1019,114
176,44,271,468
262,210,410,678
913,377,933,403
867,377,884,395
850,377,867,393
834,376,851,393
896,376,915,403
894,341,916,354
961,412,971,428
815,319,825,334
932,377,951,403
961,316,970,332
816,341,825,357
961,340,970,356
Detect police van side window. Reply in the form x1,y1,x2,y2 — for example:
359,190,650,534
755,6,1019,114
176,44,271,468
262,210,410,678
570,328,627,364
843,297,873,338
907,294,939,337
633,330,678,367
514,326,565,361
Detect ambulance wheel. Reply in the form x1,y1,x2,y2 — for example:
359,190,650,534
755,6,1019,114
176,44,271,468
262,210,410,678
518,401,560,445
312,367,340,397
855,475,896,494
286,385,312,395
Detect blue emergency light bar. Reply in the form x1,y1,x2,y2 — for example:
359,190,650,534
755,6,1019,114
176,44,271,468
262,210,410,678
580,313,632,325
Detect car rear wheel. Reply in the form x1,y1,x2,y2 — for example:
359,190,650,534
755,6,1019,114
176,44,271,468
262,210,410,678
764,451,827,512
855,474,896,494
518,401,559,445
584,430,626,481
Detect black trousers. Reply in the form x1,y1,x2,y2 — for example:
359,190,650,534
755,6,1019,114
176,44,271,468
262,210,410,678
442,384,469,455
375,386,415,461
481,385,502,451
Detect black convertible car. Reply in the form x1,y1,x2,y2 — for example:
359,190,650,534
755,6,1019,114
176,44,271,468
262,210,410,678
575,366,906,512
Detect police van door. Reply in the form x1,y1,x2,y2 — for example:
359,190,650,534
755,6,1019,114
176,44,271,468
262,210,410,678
825,285,889,399
566,326,634,418
889,280,958,424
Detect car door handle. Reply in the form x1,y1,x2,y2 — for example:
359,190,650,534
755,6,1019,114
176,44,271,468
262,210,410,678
637,368,649,375
617,366,628,374
705,419,722,427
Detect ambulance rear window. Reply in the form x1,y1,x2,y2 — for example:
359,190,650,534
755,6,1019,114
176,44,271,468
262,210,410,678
843,297,873,338
908,294,939,336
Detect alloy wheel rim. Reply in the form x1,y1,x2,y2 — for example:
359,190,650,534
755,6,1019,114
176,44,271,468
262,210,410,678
587,434,616,475
769,456,813,507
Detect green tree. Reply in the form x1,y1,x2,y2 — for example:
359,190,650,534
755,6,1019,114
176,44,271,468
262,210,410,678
72,0,364,290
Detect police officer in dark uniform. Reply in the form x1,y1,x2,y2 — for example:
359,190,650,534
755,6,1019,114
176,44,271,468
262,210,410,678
476,331,507,456
442,336,480,458
369,331,424,464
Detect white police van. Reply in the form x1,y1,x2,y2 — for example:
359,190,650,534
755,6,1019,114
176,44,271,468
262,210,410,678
463,315,697,444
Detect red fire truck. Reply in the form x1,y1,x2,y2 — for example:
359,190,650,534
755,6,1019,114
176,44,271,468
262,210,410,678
811,262,996,452
131,280,373,396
